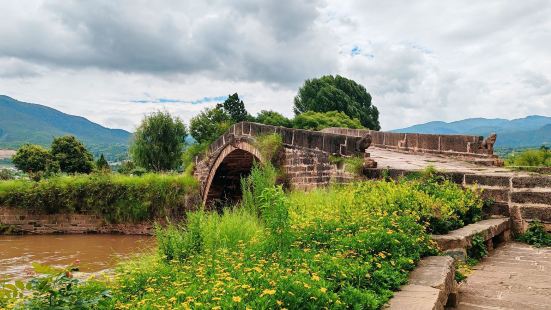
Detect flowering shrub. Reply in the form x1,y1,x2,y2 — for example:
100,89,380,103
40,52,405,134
6,172,484,309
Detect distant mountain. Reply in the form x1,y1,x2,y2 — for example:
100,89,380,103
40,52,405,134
0,95,131,160
392,115,551,148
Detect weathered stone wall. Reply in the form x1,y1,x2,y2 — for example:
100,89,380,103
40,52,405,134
364,169,551,233
0,207,154,235
321,127,501,165
281,147,360,191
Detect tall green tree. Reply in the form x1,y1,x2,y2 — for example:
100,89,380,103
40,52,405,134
294,75,380,130
130,111,187,172
51,136,94,174
218,93,250,123
255,110,292,127
189,107,232,144
12,144,52,173
96,154,110,171
292,111,364,131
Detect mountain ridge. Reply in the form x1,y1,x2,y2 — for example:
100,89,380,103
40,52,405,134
0,95,131,160
392,115,551,148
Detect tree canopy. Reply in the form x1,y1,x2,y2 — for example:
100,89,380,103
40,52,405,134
51,136,94,174
255,110,292,127
294,75,380,130
96,154,110,171
293,111,364,131
130,111,187,172
218,93,251,123
12,144,52,173
189,107,233,144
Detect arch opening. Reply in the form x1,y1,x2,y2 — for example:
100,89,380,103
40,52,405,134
205,148,259,209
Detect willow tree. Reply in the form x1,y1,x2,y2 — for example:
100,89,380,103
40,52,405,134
130,111,187,172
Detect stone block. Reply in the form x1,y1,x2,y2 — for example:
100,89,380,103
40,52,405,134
431,218,510,251
512,176,551,189
520,205,551,223
511,191,551,205
480,188,509,203
385,284,441,310
464,174,510,187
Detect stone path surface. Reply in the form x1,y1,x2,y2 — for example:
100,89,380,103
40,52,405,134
369,147,528,176
454,242,551,310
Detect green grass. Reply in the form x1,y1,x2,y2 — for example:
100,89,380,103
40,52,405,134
3,170,485,309
0,173,199,222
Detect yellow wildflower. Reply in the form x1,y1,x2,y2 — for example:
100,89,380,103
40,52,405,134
232,296,242,303
320,287,327,293
261,289,276,296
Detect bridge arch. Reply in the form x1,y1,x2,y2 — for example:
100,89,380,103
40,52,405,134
201,139,264,207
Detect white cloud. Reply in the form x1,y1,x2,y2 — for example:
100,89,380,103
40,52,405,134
0,0,550,131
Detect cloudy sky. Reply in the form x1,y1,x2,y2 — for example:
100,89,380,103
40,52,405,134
1,0,550,131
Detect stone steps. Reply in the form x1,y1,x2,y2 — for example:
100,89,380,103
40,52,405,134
431,218,512,260
387,256,457,310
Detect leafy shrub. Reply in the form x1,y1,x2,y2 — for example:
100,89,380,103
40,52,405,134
329,154,364,175
0,263,110,309
467,234,488,260
506,148,551,167
241,162,278,217
0,173,199,222
254,133,283,163
518,221,551,247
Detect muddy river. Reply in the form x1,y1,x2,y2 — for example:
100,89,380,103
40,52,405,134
0,234,153,280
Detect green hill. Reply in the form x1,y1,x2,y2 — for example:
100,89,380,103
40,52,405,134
0,95,131,161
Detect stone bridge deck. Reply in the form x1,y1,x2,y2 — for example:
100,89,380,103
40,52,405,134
455,242,551,310
369,147,523,176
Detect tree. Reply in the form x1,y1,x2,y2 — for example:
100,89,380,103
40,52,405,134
96,154,110,171
294,75,380,130
292,111,363,131
130,111,187,172
218,93,250,123
12,144,53,173
51,136,94,174
255,110,292,127
189,107,232,144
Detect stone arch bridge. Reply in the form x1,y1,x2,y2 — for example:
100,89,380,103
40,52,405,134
193,122,550,237
193,122,372,206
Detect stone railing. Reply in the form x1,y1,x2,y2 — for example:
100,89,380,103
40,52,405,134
197,122,372,164
321,128,500,163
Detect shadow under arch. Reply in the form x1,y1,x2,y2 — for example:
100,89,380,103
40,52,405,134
202,140,264,208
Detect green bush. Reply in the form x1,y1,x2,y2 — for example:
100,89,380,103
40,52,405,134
0,173,199,223
506,148,551,167
254,133,283,163
518,221,551,247
240,162,278,217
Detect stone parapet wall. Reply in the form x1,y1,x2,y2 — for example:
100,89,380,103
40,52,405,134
281,147,360,191
364,168,551,233
321,127,501,165
199,122,371,163
0,207,154,235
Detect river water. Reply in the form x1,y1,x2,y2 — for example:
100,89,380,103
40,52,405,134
0,234,154,280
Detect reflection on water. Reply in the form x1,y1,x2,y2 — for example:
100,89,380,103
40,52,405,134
0,234,154,280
